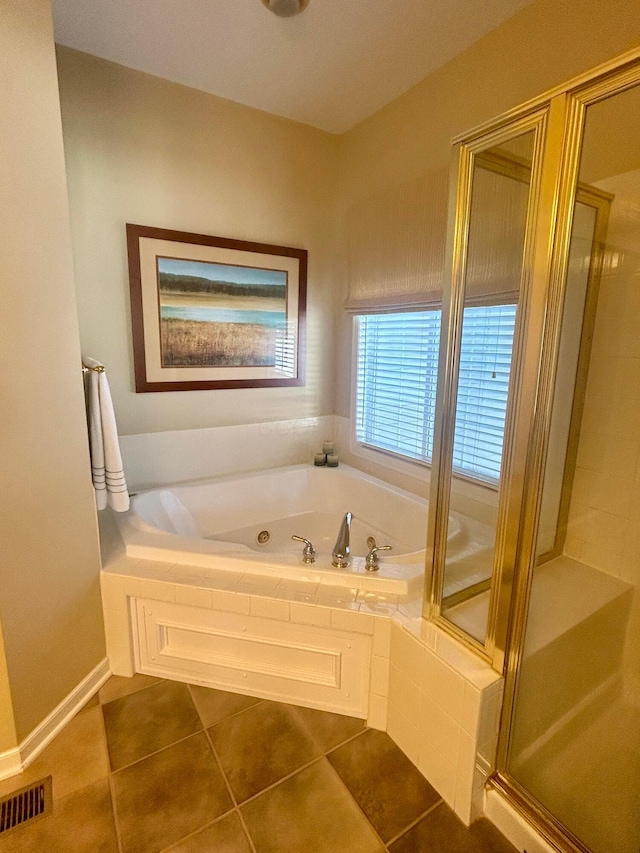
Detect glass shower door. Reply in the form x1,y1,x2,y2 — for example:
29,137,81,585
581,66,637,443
504,79,640,853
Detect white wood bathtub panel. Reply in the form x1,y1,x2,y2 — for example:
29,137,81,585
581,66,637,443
134,599,371,717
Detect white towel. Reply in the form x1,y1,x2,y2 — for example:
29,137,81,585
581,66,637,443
83,357,130,512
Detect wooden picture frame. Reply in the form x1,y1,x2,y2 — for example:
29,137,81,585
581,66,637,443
126,224,307,392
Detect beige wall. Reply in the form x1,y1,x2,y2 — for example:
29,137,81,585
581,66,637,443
0,0,104,742
56,48,339,437
0,627,17,756
335,0,640,420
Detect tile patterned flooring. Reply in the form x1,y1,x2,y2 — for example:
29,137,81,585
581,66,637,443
0,675,517,852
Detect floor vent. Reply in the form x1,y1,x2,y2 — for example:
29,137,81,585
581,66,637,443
0,776,52,836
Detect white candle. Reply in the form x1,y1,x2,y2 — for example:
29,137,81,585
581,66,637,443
326,454,339,467
322,441,335,455
314,452,327,466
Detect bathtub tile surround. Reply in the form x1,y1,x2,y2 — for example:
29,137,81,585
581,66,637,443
100,551,502,827
120,415,337,491
119,413,437,502
0,674,517,852
386,620,503,823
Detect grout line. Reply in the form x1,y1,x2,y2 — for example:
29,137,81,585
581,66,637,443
383,798,444,848
323,726,369,757
107,771,125,853
322,757,389,851
99,704,125,853
288,704,368,757
206,705,369,812
188,684,266,730
235,808,258,853
236,807,257,853
203,727,240,810
238,753,327,808
323,731,445,851
203,726,257,853
100,676,166,707
157,809,237,853
109,728,205,775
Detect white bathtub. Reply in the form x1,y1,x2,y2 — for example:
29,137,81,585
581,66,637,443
116,464,458,595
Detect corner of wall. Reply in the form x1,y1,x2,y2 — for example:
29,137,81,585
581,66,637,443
0,624,18,764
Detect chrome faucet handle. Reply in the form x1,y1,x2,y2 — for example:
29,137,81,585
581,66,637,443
292,535,316,564
365,544,392,572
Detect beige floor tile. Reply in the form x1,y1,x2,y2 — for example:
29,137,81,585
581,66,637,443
163,811,252,852
99,673,162,704
0,685,519,853
112,731,233,853
291,704,366,752
0,707,109,803
188,684,262,728
103,680,202,770
241,759,384,853
328,728,441,843
0,778,118,853
389,803,517,852
208,700,322,804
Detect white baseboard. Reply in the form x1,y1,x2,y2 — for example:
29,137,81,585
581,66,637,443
0,747,22,781
0,657,111,781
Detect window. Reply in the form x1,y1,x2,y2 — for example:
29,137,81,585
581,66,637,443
355,305,517,483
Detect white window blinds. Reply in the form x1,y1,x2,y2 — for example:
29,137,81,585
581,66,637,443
355,305,517,482
356,311,441,460
453,304,517,480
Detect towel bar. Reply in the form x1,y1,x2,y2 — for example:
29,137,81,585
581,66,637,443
82,363,105,374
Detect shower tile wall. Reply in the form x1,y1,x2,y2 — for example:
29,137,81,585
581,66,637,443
563,169,640,704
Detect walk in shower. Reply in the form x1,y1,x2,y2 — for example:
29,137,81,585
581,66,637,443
425,49,640,853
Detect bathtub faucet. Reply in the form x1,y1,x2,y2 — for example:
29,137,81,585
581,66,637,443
332,512,353,568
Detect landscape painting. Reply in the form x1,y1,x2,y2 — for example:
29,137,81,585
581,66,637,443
126,224,306,392
157,257,287,368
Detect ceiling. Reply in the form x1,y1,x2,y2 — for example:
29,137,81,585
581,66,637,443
51,0,534,134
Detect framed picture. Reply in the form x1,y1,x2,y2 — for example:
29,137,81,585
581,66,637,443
126,224,307,392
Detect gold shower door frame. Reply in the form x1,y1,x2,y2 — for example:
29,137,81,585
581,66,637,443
424,45,640,853
425,106,550,667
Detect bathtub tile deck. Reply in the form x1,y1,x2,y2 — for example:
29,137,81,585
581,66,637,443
0,675,518,853
102,559,406,627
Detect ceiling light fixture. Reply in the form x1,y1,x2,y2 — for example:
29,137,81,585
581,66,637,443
260,0,310,18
